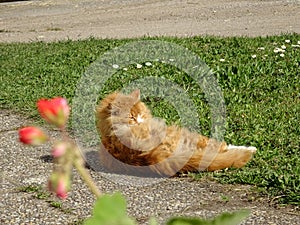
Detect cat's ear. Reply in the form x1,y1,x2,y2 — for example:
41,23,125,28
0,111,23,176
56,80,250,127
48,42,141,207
130,89,140,102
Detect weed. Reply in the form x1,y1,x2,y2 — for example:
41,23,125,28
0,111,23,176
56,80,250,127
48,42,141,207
68,218,85,225
219,194,230,203
49,201,62,208
17,185,74,213
18,184,43,193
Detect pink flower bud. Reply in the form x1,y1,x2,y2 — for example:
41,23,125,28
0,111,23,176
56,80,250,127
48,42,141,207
52,141,69,158
19,126,48,146
48,172,70,200
37,97,70,128
56,178,68,199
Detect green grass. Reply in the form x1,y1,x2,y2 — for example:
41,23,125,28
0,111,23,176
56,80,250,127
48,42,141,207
18,184,74,213
1,34,299,205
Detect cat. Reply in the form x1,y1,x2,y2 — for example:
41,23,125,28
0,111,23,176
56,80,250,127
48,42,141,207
96,90,256,177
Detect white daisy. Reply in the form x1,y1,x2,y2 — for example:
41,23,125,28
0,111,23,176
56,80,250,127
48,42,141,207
145,62,152,66
285,40,291,43
257,47,265,50
281,45,286,50
169,58,175,62
123,67,128,71
291,44,300,48
251,54,257,58
219,58,225,62
136,63,143,69
274,47,285,53
112,64,119,69
279,53,284,57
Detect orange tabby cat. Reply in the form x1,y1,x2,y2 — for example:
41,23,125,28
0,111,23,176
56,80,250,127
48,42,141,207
96,90,256,177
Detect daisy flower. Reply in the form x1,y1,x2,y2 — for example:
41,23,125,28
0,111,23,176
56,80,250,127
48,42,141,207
274,47,285,53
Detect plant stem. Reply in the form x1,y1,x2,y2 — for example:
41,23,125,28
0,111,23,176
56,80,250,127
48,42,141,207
61,128,101,198
73,152,101,198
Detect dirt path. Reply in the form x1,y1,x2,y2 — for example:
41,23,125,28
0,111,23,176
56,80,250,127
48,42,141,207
0,0,300,42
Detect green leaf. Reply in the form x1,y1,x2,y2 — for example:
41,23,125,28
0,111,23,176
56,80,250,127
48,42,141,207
84,192,136,225
149,217,159,225
212,210,250,225
167,210,250,225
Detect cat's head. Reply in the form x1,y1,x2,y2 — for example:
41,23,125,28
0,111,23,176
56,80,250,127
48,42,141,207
105,89,152,125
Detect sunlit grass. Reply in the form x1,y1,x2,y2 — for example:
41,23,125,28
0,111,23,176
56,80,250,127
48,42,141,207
1,34,299,205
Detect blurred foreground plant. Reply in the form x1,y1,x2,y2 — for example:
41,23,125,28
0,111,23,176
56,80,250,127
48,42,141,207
18,97,249,225
19,97,101,199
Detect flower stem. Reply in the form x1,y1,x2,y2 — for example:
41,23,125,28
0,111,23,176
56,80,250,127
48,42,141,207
73,150,101,198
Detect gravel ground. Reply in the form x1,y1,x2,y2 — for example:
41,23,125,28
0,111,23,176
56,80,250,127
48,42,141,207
0,111,299,224
0,0,300,42
1,0,300,224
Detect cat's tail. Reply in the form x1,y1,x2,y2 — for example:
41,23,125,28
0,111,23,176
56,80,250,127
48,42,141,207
179,144,257,173
204,145,257,171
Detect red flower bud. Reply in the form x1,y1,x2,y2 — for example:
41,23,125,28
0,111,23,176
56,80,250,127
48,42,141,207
56,178,68,199
19,126,48,145
37,97,70,128
48,172,70,200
